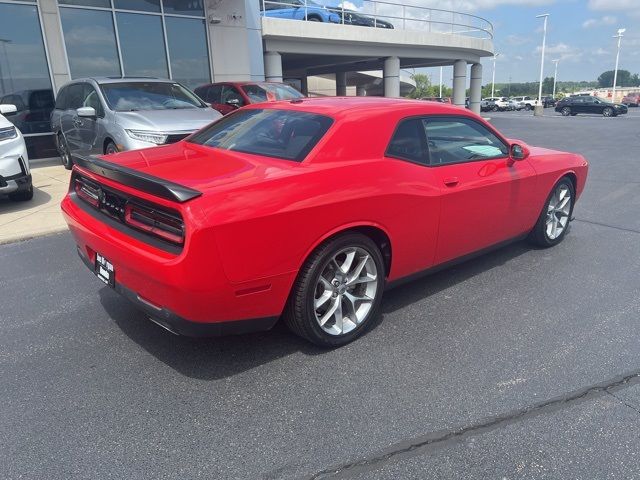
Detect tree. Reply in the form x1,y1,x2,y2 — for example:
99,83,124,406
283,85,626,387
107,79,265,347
597,69,633,88
542,76,554,95
407,73,431,99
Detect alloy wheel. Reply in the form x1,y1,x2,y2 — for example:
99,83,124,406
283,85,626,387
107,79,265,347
58,135,72,169
561,107,571,116
603,107,613,117
313,247,378,336
546,183,572,240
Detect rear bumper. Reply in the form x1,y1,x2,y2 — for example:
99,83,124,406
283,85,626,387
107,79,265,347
76,246,278,336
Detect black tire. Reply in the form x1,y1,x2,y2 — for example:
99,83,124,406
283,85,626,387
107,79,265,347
492,105,499,112
105,141,118,155
602,107,614,117
528,177,575,248
9,185,33,201
525,104,532,111
307,16,321,22
561,107,571,116
57,134,73,170
284,232,385,347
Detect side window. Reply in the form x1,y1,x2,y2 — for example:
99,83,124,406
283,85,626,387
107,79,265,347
386,118,428,165
66,84,86,110
207,85,223,103
82,84,104,116
55,87,68,110
423,117,508,165
221,85,245,106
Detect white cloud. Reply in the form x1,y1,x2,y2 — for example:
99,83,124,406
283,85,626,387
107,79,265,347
505,34,530,46
588,0,640,18
582,15,617,28
534,42,583,62
593,47,609,55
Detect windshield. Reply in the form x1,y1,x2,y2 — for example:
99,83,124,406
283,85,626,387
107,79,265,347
241,84,304,103
100,82,204,112
188,108,333,162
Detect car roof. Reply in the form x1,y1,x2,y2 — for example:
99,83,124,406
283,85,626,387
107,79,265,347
200,81,294,87
71,77,175,85
242,96,471,119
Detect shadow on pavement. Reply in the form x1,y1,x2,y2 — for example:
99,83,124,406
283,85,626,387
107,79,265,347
0,186,51,212
100,239,532,381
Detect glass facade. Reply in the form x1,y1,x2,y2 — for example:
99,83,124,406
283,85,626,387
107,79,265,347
0,0,212,159
0,1,56,157
59,0,211,89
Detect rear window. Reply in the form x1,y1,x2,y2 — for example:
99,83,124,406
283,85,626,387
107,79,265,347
187,108,333,162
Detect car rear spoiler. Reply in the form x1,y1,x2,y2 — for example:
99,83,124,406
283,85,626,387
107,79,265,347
71,154,202,203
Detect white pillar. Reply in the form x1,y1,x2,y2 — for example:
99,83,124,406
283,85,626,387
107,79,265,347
470,63,482,115
336,71,347,96
383,56,400,98
264,52,283,83
452,60,467,107
356,86,366,96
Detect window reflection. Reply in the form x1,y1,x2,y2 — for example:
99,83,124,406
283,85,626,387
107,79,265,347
165,17,210,89
116,13,168,77
58,0,111,7
0,3,54,135
60,8,121,78
162,0,204,16
114,0,161,13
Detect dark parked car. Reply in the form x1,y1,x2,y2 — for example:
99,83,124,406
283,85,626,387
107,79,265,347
622,92,639,107
541,96,556,108
260,0,340,23
555,96,627,117
194,81,304,115
0,89,55,134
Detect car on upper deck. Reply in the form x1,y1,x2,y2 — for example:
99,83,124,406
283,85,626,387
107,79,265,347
61,97,588,347
260,0,340,23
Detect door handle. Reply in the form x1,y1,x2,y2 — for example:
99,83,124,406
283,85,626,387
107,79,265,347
443,177,459,187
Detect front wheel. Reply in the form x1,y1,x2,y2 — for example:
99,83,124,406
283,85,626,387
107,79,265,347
529,177,575,248
561,107,571,116
57,134,73,170
525,104,532,111
105,141,119,155
602,107,614,117
284,233,385,347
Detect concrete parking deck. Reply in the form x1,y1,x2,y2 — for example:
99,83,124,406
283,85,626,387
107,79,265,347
0,161,69,244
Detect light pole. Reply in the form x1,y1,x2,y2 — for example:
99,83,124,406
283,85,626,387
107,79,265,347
612,28,625,103
535,13,549,116
552,59,559,98
491,53,500,98
439,66,443,98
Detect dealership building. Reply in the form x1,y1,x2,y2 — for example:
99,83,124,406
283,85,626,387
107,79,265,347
0,0,494,159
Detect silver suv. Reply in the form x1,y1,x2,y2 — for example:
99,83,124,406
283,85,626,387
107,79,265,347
51,77,222,169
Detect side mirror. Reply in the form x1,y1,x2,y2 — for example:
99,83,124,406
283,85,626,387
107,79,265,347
510,143,530,161
0,104,17,115
225,98,241,108
76,106,96,118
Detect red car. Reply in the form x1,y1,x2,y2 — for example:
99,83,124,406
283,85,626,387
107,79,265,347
622,92,639,107
61,98,588,347
194,81,304,115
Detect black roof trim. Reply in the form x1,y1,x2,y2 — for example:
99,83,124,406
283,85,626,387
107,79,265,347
72,154,202,203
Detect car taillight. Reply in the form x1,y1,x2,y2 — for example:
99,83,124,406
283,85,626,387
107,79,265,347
124,202,184,245
74,176,100,208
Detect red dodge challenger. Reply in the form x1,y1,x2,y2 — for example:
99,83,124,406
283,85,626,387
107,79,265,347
61,97,588,347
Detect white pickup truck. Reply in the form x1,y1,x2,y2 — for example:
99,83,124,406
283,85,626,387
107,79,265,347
511,96,541,111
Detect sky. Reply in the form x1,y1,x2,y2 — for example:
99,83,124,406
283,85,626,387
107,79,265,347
320,0,640,85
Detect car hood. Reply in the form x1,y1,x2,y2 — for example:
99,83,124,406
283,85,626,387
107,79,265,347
0,114,14,129
114,108,221,133
101,141,298,194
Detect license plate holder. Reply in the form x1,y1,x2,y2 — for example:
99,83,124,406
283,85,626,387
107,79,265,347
95,253,115,288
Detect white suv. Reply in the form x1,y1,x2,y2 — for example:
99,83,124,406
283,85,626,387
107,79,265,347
511,96,540,111
0,104,32,201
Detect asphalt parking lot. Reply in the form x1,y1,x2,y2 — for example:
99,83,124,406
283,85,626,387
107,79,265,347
2,108,640,480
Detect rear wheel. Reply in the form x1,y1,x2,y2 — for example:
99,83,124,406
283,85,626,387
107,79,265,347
284,233,385,347
525,104,532,111
57,134,73,170
105,141,118,155
529,177,575,248
561,107,571,116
